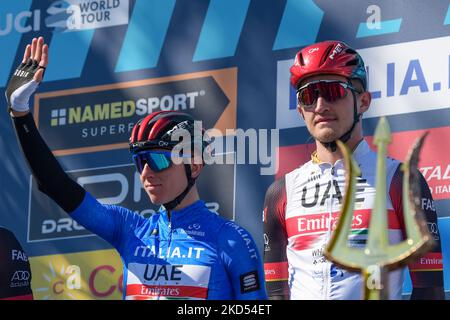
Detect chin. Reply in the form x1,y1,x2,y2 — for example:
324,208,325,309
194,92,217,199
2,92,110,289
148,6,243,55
314,131,339,143
146,193,162,205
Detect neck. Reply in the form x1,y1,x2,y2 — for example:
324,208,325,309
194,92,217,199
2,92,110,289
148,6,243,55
315,130,364,164
172,185,200,211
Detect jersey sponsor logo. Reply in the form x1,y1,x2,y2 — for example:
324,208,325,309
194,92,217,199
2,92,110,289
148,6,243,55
408,252,443,271
11,249,28,262
10,270,30,282
126,263,211,300
427,222,440,241
10,270,31,288
286,209,401,250
186,223,206,237
225,222,258,259
239,271,260,294
133,245,205,259
143,264,183,282
264,262,289,281
263,233,270,252
300,178,367,208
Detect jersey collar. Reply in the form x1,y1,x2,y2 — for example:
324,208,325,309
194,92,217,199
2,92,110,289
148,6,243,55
311,139,370,164
159,200,207,226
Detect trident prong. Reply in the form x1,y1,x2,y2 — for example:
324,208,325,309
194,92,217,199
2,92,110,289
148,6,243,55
324,117,434,300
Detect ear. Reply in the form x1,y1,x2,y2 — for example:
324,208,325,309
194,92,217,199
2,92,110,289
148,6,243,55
358,91,371,114
297,105,305,119
190,162,203,179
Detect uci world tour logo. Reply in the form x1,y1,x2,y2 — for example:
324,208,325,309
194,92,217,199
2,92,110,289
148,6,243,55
45,0,129,32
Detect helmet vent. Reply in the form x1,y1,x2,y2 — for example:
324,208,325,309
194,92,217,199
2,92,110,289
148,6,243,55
346,59,358,66
298,52,305,66
320,44,334,66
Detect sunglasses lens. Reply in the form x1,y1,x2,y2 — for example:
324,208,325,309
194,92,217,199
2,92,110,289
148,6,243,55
298,81,348,108
133,151,172,173
298,86,316,106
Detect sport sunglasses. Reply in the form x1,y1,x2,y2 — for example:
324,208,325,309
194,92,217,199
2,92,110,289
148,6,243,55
131,150,190,173
296,80,360,110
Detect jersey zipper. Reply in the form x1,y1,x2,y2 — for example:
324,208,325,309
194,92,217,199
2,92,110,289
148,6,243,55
167,210,173,248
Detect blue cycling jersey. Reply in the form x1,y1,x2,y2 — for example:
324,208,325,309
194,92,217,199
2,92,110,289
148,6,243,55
71,192,267,300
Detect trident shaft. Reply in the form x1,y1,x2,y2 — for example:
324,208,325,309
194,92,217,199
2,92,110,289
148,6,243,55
324,117,434,300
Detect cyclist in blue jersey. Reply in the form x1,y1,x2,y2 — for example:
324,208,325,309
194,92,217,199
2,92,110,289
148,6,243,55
6,36,267,300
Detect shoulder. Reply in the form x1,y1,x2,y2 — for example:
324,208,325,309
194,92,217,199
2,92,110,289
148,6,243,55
265,177,286,198
0,227,15,239
218,221,256,247
0,227,21,247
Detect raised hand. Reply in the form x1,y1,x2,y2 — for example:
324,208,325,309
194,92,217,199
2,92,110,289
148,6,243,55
5,37,49,114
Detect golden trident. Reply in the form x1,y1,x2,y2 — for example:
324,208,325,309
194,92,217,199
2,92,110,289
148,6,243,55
324,117,435,300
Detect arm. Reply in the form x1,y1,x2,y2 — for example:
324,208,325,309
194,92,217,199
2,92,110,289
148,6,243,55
6,37,143,249
218,222,268,300
263,178,290,300
389,166,445,300
6,37,85,213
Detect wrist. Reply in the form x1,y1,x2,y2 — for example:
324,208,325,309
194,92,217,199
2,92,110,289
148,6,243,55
10,110,31,117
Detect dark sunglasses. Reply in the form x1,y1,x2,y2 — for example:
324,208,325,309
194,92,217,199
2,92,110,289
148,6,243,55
297,80,360,110
132,150,189,173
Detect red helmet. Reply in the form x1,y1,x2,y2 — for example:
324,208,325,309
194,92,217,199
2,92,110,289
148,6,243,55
290,40,367,90
129,111,209,154
129,111,210,210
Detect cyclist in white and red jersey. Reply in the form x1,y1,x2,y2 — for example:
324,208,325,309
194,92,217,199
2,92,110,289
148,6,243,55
263,40,444,300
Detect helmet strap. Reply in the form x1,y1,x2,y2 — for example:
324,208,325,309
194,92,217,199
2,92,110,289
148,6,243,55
320,88,360,152
163,164,196,211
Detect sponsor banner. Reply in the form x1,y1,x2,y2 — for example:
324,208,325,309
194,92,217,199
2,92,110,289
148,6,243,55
276,36,450,130
29,249,122,300
45,0,129,32
366,126,450,201
28,161,235,242
125,263,210,300
275,143,314,179
34,68,237,156
0,0,129,36
276,127,449,201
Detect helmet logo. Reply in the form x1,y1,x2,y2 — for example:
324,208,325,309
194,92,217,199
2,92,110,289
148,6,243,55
158,141,169,147
308,47,320,54
329,43,344,60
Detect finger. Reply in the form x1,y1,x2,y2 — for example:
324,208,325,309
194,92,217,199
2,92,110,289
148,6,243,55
22,45,31,64
34,44,48,82
34,37,44,62
39,44,48,68
30,38,37,61
34,68,44,83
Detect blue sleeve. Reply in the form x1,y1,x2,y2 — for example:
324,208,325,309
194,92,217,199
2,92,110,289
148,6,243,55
218,221,268,300
70,192,144,252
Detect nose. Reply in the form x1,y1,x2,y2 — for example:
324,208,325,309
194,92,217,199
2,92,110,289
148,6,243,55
313,96,331,113
140,162,156,178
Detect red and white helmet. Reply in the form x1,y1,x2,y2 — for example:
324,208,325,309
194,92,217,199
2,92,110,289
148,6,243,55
290,40,367,90
129,111,209,155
